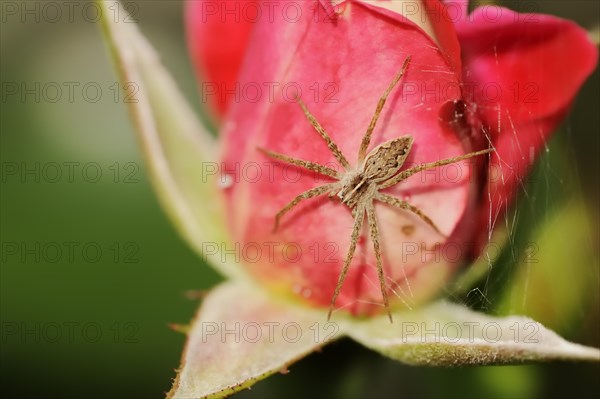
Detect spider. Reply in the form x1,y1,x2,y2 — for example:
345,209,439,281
259,56,493,322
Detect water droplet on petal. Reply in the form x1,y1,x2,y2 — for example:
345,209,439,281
218,174,234,189
292,283,302,295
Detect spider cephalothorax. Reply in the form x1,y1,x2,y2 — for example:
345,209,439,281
259,56,493,322
336,136,413,207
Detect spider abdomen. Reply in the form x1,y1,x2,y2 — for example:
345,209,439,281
363,135,413,182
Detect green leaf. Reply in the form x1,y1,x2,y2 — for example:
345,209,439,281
496,198,599,335
168,281,346,398
447,225,510,297
96,0,241,279
347,301,600,365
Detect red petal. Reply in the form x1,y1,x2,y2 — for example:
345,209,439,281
442,0,469,23
358,0,463,74
456,6,597,231
185,0,255,119
220,1,478,315
424,0,463,73
458,7,597,126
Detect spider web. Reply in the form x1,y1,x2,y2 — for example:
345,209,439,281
445,71,599,329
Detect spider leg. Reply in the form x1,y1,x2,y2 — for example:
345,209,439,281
375,192,444,236
296,96,351,170
258,147,341,179
357,56,412,163
366,201,393,323
328,204,365,321
274,183,338,232
380,148,494,190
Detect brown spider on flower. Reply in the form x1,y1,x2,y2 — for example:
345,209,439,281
259,56,494,322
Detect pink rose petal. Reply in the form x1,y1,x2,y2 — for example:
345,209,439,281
220,0,481,315
185,0,255,118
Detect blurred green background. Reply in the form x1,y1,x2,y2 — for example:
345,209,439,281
1,1,598,398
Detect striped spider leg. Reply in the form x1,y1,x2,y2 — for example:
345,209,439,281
259,56,494,322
